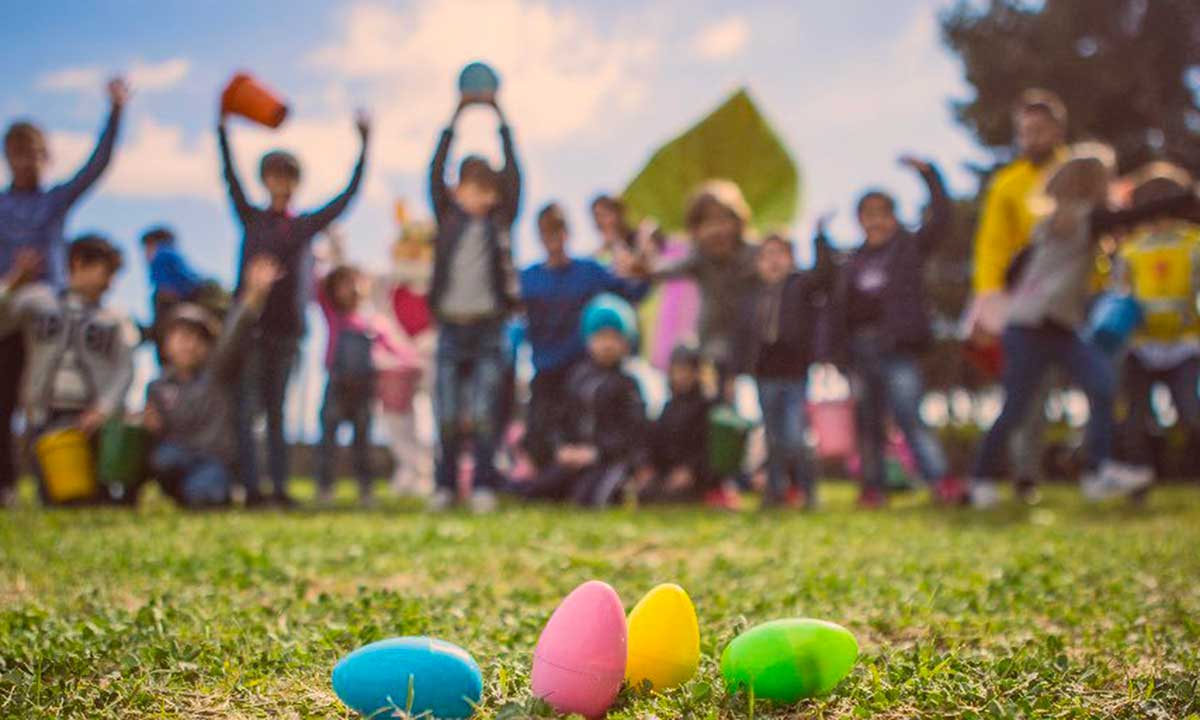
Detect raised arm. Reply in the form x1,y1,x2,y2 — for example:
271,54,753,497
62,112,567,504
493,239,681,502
214,256,282,382
303,112,370,233
217,119,253,219
903,157,951,257
50,78,126,211
429,102,464,221
1091,189,1200,240
493,101,522,227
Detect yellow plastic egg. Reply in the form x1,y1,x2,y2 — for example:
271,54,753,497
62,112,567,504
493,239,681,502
626,583,700,691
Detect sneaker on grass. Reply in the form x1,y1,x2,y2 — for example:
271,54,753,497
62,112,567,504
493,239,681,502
428,487,456,512
968,479,1002,510
469,488,498,514
1082,461,1153,502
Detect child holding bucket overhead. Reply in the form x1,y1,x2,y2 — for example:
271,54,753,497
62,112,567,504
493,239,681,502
427,89,522,513
218,93,369,508
143,256,282,508
969,145,1200,508
0,238,137,505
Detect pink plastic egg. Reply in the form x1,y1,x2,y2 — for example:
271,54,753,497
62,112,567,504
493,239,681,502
531,580,627,718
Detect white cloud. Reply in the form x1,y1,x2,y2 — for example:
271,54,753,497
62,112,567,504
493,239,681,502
309,0,657,150
689,16,750,61
37,57,191,95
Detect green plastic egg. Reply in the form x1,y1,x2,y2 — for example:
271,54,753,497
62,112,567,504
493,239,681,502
720,618,858,703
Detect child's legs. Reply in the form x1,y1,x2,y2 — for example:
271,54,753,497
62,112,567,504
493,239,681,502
1119,355,1157,467
152,444,230,506
757,380,810,498
972,326,1054,479
850,336,889,492
316,384,341,492
520,463,579,501
1061,334,1115,471
881,355,948,483
569,462,628,508
465,323,504,490
233,346,263,500
258,334,298,497
351,392,374,493
434,327,467,492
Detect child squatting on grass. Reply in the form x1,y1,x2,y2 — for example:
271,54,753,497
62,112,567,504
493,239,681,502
142,256,282,508
511,295,647,508
0,237,136,505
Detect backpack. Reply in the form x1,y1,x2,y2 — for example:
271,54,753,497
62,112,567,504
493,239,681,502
331,328,376,393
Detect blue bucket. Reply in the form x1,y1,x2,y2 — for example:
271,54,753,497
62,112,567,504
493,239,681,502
1088,293,1143,353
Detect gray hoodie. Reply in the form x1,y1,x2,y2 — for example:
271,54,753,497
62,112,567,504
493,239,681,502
0,284,137,426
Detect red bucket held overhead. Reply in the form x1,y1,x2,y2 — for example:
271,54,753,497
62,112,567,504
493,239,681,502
221,72,288,128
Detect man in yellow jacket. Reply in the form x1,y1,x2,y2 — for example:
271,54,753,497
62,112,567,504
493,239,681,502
967,89,1067,502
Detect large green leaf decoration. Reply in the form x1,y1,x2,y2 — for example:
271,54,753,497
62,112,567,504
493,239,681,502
622,88,802,235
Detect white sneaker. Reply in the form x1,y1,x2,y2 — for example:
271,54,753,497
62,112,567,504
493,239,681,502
969,479,1002,510
428,488,455,512
1082,461,1153,501
469,488,498,514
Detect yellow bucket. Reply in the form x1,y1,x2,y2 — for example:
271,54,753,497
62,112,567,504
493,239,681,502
35,429,97,503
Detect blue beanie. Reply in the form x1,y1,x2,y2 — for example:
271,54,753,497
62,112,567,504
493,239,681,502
581,293,638,342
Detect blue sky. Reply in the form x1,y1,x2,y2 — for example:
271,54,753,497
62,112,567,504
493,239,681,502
0,0,991,435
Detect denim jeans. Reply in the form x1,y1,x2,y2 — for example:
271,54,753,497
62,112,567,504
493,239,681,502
316,380,373,493
850,331,948,490
756,378,814,501
1119,354,1200,469
234,332,298,500
435,319,504,491
973,324,1115,478
151,443,231,507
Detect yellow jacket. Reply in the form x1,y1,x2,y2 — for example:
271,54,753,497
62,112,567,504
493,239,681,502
1117,224,1200,344
972,156,1058,294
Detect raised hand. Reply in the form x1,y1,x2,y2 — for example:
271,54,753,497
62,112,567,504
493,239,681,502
243,254,283,307
815,208,836,234
107,77,130,109
355,109,371,142
4,249,42,289
898,155,932,174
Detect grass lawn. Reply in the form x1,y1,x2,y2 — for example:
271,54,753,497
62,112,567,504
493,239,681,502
2,482,1200,719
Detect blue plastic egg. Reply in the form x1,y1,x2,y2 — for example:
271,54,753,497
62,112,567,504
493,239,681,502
332,637,483,719
458,61,500,97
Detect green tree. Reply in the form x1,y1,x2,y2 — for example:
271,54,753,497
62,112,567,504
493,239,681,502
942,0,1200,173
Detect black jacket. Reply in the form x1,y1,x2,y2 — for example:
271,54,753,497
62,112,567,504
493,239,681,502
735,236,837,379
219,125,366,337
562,359,647,465
650,389,712,476
428,125,521,320
824,164,950,363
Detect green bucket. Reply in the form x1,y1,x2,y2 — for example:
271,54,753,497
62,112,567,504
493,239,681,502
98,421,150,491
708,404,754,477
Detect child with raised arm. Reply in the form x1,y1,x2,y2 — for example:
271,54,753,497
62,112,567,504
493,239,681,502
824,156,963,509
143,257,281,508
969,146,1200,508
427,96,521,513
217,108,369,508
0,76,127,506
0,238,136,505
